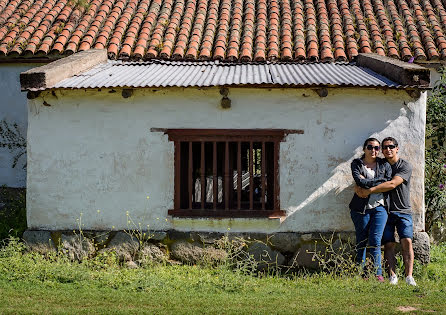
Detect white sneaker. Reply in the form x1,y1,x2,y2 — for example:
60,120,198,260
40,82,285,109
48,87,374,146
406,276,417,286
389,275,398,285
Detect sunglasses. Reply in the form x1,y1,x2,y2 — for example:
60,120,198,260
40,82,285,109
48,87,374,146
382,145,396,150
366,145,380,151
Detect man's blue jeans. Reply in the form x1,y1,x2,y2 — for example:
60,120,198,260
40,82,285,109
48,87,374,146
350,206,388,276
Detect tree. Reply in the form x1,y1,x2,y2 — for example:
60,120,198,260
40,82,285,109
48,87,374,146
425,68,446,241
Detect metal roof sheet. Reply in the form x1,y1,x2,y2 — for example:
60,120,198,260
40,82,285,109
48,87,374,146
54,60,402,89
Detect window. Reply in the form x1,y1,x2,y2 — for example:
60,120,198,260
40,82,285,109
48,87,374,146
167,129,286,217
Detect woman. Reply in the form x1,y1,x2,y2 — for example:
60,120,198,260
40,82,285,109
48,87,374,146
349,138,392,281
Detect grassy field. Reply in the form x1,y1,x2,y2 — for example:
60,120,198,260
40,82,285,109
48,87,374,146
0,240,445,314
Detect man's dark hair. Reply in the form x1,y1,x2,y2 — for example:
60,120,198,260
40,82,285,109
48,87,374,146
362,137,380,149
382,137,399,147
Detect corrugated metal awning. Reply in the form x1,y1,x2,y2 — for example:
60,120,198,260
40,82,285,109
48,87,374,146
54,60,402,89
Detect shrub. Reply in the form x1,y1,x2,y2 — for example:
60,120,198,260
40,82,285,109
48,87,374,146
425,68,446,238
0,187,26,241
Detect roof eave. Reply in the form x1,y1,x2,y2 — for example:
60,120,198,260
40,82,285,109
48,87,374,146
20,49,107,91
357,53,431,87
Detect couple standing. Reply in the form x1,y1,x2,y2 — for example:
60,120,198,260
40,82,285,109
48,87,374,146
349,137,416,285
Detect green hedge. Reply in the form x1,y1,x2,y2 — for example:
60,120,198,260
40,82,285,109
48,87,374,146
0,187,26,241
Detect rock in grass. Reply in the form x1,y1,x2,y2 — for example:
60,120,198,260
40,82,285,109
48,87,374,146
170,241,227,265
61,233,95,262
138,244,167,265
23,230,57,255
126,260,139,269
269,233,301,253
107,232,140,262
413,232,430,264
93,231,110,248
150,231,167,241
170,241,204,264
247,241,285,271
201,246,228,265
290,243,326,269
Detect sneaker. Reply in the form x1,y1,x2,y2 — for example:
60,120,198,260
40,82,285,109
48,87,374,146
389,275,398,285
376,275,385,282
406,276,417,286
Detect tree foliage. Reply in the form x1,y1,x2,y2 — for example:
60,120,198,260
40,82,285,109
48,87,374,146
425,68,446,237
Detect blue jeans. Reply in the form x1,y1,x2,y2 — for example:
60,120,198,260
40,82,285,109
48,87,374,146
350,206,388,276
382,212,413,243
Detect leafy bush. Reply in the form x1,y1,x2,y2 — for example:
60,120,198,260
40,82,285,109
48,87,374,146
425,68,446,237
0,187,26,241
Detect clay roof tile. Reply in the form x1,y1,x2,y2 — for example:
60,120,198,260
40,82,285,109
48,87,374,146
2,0,446,62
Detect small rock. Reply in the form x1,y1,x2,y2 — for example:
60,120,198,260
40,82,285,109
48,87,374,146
170,241,203,264
291,243,326,269
413,232,430,264
170,241,227,265
126,261,139,269
107,232,140,262
93,231,110,248
247,241,285,270
167,231,191,240
201,246,228,264
61,233,95,262
23,230,56,254
150,231,167,241
269,233,301,252
139,244,167,265
301,234,312,241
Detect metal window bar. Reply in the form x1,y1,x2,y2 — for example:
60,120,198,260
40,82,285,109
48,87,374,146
237,141,242,210
274,141,279,211
167,130,288,217
249,141,253,210
261,141,266,210
224,141,230,210
174,141,181,210
186,141,272,211
213,141,217,210
200,141,205,209
188,142,193,209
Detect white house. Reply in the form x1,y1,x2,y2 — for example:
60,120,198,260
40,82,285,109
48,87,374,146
1,0,446,191
19,50,431,263
1,0,443,264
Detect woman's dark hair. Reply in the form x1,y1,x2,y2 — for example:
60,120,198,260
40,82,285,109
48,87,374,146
362,137,380,149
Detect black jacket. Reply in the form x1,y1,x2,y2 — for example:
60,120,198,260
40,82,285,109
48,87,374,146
349,157,392,213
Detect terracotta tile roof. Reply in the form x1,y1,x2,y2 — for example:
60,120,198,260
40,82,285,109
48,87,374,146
1,0,446,62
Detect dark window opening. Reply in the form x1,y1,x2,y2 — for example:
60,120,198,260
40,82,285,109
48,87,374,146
168,129,285,218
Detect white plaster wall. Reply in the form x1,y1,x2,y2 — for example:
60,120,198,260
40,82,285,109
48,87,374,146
26,87,426,233
430,68,443,88
0,63,41,187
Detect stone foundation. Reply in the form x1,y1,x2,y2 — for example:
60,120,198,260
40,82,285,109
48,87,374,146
22,230,431,268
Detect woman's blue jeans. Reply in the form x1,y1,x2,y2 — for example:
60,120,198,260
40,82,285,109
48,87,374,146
350,206,388,276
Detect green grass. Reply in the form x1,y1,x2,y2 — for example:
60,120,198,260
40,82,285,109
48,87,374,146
0,241,445,314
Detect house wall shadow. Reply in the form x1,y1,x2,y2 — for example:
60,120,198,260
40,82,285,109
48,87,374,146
279,93,426,233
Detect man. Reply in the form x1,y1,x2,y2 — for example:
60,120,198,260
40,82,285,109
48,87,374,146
355,137,416,286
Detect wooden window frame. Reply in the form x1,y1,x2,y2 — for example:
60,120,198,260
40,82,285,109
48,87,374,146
167,129,287,218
